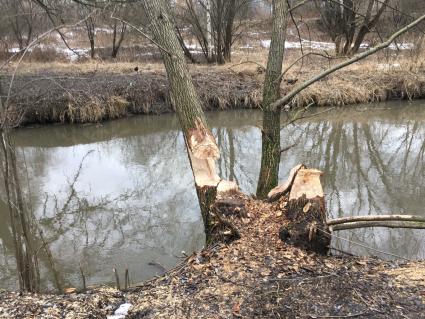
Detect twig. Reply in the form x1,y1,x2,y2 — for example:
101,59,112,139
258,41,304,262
331,221,425,231
124,268,130,290
113,268,121,290
328,215,425,225
306,311,368,318
317,228,411,261
110,14,173,57
79,264,86,292
280,143,297,153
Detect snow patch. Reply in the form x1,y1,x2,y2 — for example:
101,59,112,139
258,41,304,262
376,63,401,70
261,39,335,50
260,39,414,51
95,27,114,34
107,303,132,319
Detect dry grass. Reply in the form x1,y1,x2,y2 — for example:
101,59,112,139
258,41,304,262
2,45,425,126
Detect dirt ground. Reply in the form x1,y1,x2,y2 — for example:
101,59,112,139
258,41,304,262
1,192,424,319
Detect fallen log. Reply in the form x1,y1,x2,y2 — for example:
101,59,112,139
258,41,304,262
279,167,331,254
331,221,425,231
328,214,425,225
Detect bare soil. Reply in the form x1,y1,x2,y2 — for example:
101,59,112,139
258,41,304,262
1,193,424,318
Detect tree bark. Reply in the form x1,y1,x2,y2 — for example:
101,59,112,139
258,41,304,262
332,221,425,231
111,20,126,58
206,0,213,61
279,168,331,254
214,0,225,64
348,0,389,55
223,0,236,62
256,0,288,199
140,0,236,242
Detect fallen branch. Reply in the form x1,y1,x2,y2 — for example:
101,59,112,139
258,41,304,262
331,221,425,231
328,215,425,226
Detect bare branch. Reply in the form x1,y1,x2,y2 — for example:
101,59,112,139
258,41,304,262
270,13,425,109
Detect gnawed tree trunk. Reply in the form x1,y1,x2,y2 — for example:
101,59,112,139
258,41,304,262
272,166,330,254
140,0,236,243
256,0,288,199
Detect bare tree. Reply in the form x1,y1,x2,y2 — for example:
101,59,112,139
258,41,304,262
108,5,127,58
175,0,250,63
316,0,390,56
0,0,37,50
78,4,96,59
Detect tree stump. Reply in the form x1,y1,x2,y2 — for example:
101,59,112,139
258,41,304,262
278,168,331,254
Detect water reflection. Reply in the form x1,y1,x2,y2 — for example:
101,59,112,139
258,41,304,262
1,101,424,290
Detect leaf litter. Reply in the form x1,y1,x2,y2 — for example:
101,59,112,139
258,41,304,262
0,193,424,318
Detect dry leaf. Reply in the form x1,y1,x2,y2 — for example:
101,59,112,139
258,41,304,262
64,288,77,294
232,302,240,313
303,202,312,213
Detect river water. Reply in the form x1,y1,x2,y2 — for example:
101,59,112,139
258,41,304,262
1,101,424,291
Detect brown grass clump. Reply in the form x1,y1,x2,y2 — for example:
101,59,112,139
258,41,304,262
2,47,425,126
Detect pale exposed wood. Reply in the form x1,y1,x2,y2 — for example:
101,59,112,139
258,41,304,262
267,163,305,201
328,215,425,226
217,180,238,194
189,153,220,187
289,168,324,200
331,221,425,231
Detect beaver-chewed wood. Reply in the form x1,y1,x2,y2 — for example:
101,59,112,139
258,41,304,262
207,195,245,244
279,168,331,254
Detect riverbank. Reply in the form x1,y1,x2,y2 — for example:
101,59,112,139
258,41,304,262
2,56,425,126
1,192,424,318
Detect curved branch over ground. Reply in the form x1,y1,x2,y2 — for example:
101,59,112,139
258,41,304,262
270,12,425,110
331,221,425,231
328,214,425,226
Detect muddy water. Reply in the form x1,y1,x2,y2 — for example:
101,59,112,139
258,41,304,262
1,101,424,290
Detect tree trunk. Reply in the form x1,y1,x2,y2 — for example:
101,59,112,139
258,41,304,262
278,168,330,254
223,0,236,62
175,26,196,63
140,0,236,242
215,0,225,64
206,0,213,61
256,0,288,199
111,20,126,58
348,0,389,55
85,18,95,59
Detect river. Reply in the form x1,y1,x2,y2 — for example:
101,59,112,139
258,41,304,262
1,100,424,291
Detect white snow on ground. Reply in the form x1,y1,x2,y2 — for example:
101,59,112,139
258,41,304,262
239,44,255,49
7,43,89,61
107,303,132,319
389,42,414,50
376,63,401,70
260,39,335,50
8,47,20,53
260,38,413,51
95,27,114,34
184,42,202,50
